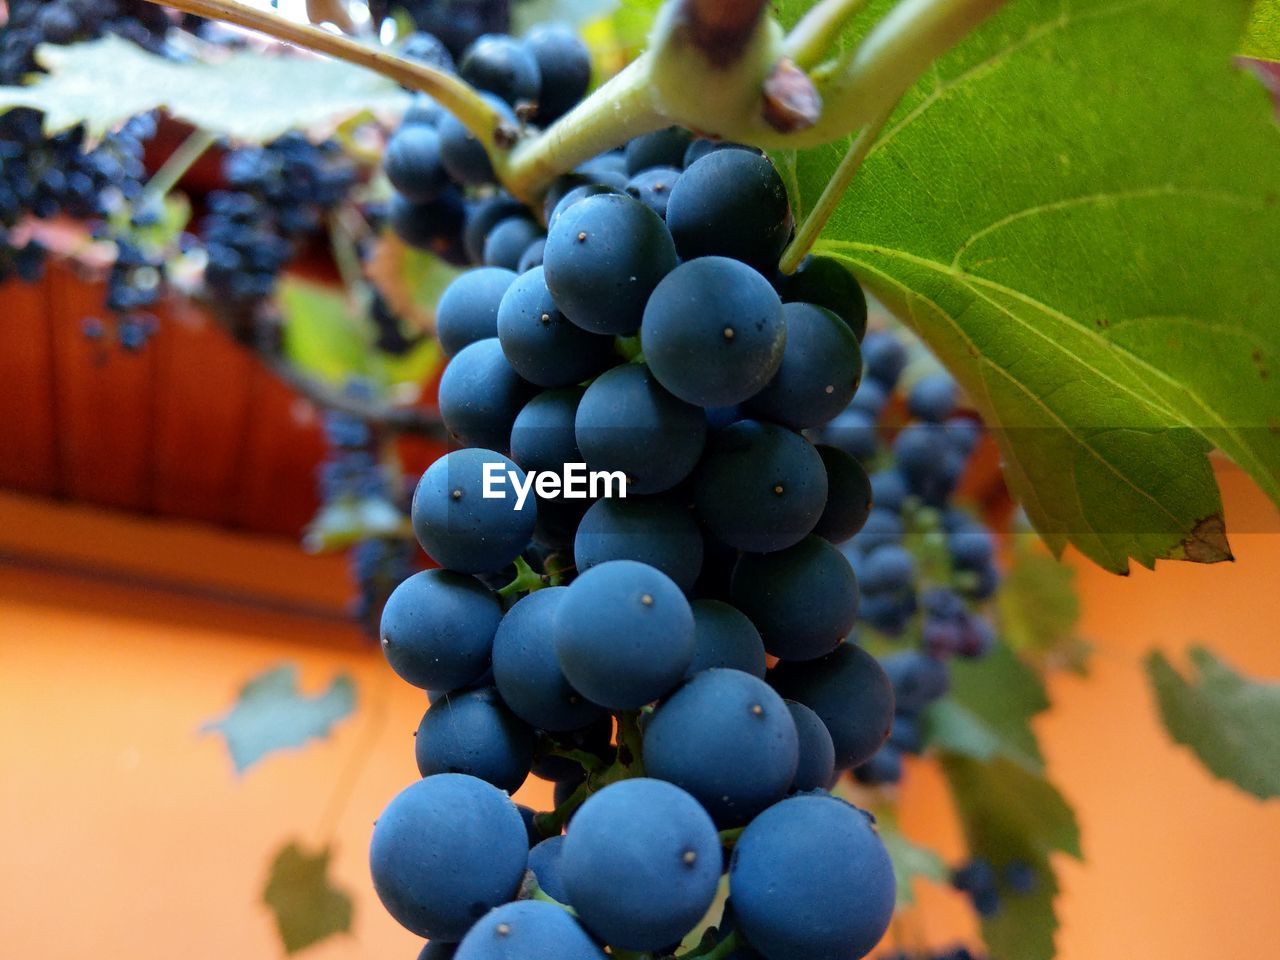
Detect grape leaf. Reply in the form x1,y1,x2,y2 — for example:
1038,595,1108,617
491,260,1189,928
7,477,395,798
941,755,1082,960
202,664,356,773
775,0,1280,573
0,36,409,142
1145,646,1280,799
924,643,1049,772
1244,0,1280,60
263,841,354,954
279,278,371,386
999,535,1090,673
879,822,949,906
364,232,463,337
512,0,621,35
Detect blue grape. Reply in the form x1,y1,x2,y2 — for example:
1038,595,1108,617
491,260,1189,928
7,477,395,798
624,165,681,219
419,940,457,960
385,124,449,202
693,421,827,553
779,256,868,340
553,559,694,709
436,267,516,356
509,388,583,474
848,377,889,417
496,266,615,387
785,701,836,792
851,507,906,552
854,744,903,785
625,126,693,174
439,94,516,185
415,686,536,793
560,778,721,950
730,536,858,661
526,835,571,902
642,257,787,407
909,372,959,422
516,237,545,272
859,544,916,594
666,149,792,271
819,407,881,461
888,713,924,752
380,570,501,691
411,448,537,573
546,182,620,227
483,216,543,271
455,900,605,959
465,194,526,263
575,363,707,495
573,495,704,592
686,599,768,680
681,138,756,167
438,338,535,451
861,330,908,388
370,774,528,939
523,23,591,124
644,668,799,825
812,444,873,544
952,858,1001,918
1004,860,1038,895
768,642,895,769
543,193,677,335
729,793,895,960
880,651,949,713
389,189,467,260
491,587,607,732
743,302,861,429
459,34,540,106
869,468,909,513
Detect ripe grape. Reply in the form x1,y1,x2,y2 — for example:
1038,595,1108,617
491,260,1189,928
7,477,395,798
685,599,768,679
454,899,605,959
573,495,704,592
459,35,541,107
380,570,501,691
785,701,836,792
370,774,529,939
524,23,591,124
415,686,536,792
385,124,450,202
438,338,536,451
437,267,517,356
643,668,800,825
779,256,869,340
729,794,895,960
642,256,787,408
559,779,722,950
496,266,615,387
553,559,695,709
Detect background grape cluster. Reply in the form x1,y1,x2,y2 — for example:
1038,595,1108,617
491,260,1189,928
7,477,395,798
371,27,915,953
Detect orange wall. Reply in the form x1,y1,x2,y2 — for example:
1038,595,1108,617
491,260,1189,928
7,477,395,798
1,467,1278,960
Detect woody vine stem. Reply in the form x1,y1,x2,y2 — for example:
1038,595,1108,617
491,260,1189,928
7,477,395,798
143,0,1005,268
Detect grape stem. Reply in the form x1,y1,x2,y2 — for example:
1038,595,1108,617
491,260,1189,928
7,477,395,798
137,0,504,148
683,930,743,960
148,0,1004,203
142,127,217,203
784,0,877,70
497,556,548,601
777,102,894,274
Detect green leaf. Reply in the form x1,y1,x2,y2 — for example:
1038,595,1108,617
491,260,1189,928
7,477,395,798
777,0,1280,573
263,841,353,954
0,36,409,142
365,232,463,340
1243,0,1280,60
942,755,1082,960
879,822,949,906
202,664,356,773
924,644,1048,772
1145,646,1280,799
999,535,1090,673
279,278,370,385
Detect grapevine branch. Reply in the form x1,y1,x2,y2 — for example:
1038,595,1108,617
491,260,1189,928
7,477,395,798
139,0,504,147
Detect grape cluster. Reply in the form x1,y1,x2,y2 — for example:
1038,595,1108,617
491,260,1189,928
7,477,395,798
949,856,1037,919
372,103,904,955
383,24,593,267
809,334,1000,786
0,1,172,346
315,392,416,637
200,134,356,324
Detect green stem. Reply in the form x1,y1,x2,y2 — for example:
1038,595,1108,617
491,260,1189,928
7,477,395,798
777,102,893,274
497,556,546,601
146,0,502,147
142,127,216,202
716,826,746,846
501,57,665,201
784,0,876,69
698,931,744,960
328,210,369,308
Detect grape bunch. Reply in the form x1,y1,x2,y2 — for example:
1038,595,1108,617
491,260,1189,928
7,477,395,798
0,0,172,345
371,97,908,954
200,134,357,328
382,23,593,267
807,334,1000,787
